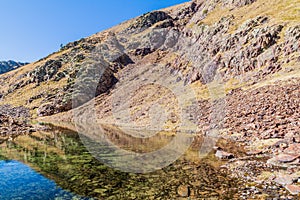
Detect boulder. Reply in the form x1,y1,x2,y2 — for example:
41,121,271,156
37,103,55,117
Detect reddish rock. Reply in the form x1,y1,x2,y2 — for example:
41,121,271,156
246,150,263,156
285,184,300,195
284,144,300,155
274,154,299,163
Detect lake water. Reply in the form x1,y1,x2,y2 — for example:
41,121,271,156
0,160,90,200
0,124,242,199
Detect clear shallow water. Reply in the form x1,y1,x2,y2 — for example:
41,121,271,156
0,124,242,199
0,160,91,200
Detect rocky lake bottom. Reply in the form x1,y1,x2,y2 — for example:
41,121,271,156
0,124,299,199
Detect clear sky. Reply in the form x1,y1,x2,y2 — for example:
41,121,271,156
0,0,189,62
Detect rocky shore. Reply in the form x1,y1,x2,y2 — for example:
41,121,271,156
208,78,300,198
0,105,35,143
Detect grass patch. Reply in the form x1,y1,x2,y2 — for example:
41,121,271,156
202,0,300,31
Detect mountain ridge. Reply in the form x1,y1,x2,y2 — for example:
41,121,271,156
0,60,29,74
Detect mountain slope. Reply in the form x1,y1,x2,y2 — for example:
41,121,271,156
0,0,299,118
0,60,28,74
0,0,300,197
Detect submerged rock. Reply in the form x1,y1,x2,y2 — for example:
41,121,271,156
177,185,190,197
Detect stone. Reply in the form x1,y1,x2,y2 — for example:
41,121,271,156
284,144,300,155
274,174,294,185
177,185,190,197
274,154,300,163
215,150,235,159
246,150,263,156
37,103,55,117
285,184,300,195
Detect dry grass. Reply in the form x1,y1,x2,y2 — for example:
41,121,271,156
202,0,300,30
0,47,73,114
244,64,300,91
0,78,67,108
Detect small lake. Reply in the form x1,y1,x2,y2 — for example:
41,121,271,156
0,124,242,199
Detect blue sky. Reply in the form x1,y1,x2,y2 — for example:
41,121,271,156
0,0,189,62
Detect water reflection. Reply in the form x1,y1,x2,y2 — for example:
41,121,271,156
77,123,195,173
0,124,241,199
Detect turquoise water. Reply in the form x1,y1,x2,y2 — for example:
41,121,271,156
0,160,91,200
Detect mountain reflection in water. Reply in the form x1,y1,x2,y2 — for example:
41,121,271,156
0,124,241,199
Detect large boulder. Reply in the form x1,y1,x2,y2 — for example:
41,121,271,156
37,103,55,117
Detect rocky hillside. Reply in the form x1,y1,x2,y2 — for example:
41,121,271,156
0,0,300,198
0,0,298,118
0,60,28,74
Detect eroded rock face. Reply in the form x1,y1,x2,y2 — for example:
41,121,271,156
283,25,300,56
127,11,173,33
28,60,62,84
222,0,257,7
175,15,286,84
0,105,34,142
